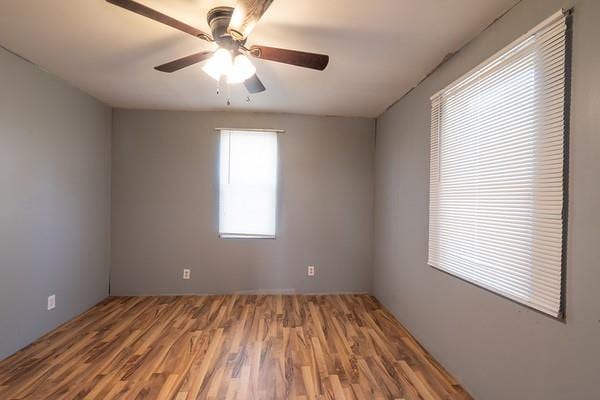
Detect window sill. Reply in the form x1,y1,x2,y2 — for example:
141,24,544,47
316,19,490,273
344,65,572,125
219,234,276,239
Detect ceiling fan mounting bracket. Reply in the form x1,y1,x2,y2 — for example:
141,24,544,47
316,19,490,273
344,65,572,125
197,33,214,42
248,47,262,57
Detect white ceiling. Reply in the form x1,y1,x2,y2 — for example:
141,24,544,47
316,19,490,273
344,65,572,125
0,0,518,118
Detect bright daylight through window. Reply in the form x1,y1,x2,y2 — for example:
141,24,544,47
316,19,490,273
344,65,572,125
219,129,278,238
428,10,569,317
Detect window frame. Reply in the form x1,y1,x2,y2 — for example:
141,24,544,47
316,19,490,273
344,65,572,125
427,9,572,319
216,128,282,240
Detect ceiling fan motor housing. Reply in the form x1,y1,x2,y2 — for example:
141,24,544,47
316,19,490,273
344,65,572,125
207,6,238,50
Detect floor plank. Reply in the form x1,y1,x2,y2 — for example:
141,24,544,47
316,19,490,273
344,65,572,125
0,295,472,399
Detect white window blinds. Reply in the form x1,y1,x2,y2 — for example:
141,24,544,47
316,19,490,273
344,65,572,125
219,130,278,238
428,10,569,317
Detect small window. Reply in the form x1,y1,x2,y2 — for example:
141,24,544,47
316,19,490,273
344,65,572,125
428,10,569,318
218,129,278,239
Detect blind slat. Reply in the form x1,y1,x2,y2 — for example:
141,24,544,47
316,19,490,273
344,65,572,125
428,11,567,318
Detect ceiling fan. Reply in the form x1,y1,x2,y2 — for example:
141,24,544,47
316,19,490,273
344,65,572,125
106,0,330,94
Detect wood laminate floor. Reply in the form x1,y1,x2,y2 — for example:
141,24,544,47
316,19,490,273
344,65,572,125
0,295,471,400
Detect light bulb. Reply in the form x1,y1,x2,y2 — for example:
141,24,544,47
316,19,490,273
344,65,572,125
227,54,256,84
202,48,232,81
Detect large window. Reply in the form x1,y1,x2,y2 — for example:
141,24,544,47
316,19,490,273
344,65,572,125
219,129,278,238
428,10,569,317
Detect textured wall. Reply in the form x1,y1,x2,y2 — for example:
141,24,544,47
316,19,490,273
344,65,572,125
0,47,112,360
111,109,375,295
373,0,600,398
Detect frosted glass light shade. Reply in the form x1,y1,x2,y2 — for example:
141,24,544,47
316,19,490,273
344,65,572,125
227,54,256,84
202,48,232,81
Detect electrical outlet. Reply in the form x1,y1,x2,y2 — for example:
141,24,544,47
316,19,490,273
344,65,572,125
307,265,315,276
47,295,55,310
183,269,191,280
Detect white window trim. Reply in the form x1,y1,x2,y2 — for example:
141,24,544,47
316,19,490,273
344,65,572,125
217,128,282,240
219,233,277,239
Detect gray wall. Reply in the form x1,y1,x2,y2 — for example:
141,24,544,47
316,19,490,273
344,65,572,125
0,47,112,359
111,110,375,295
373,0,599,399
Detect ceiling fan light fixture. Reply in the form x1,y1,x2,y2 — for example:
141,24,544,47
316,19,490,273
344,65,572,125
106,0,328,97
227,54,256,84
202,48,232,81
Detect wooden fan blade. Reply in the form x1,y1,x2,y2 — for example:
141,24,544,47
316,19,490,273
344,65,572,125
106,0,211,41
249,45,329,70
155,51,214,73
244,74,266,93
228,0,274,40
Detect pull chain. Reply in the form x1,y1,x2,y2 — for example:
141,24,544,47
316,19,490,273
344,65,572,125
215,79,250,106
